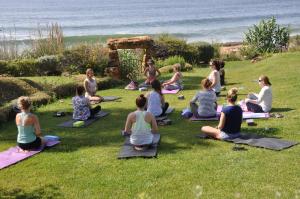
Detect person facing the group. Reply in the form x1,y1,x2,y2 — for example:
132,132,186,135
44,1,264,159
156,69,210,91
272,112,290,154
201,88,242,139
219,60,225,86
162,63,183,90
72,85,101,121
147,79,169,117
84,68,103,103
245,75,272,113
190,78,217,118
208,60,222,96
144,59,161,85
124,94,158,150
16,96,44,151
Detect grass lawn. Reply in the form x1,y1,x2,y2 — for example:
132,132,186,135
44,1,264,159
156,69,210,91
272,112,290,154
0,52,300,198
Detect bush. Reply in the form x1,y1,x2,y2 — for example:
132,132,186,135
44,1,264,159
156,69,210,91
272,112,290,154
60,43,109,75
6,59,37,76
0,60,8,75
243,17,290,55
188,42,215,64
118,49,142,80
37,55,61,76
156,55,186,68
289,35,300,52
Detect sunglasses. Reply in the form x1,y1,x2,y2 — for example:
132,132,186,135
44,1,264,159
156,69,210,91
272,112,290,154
258,79,262,82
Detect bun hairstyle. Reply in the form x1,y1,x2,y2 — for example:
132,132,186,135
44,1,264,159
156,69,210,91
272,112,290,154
136,94,147,108
227,88,238,103
201,78,212,89
17,96,31,110
259,75,272,86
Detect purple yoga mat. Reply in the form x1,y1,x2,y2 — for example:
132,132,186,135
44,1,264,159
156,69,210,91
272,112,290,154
0,141,60,170
162,89,180,94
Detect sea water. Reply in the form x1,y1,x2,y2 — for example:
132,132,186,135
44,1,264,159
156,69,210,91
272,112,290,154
0,0,300,42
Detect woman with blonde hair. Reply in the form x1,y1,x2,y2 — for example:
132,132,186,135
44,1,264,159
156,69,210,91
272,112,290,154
84,68,103,103
245,75,272,113
201,88,242,139
190,78,217,118
162,63,183,90
16,96,44,151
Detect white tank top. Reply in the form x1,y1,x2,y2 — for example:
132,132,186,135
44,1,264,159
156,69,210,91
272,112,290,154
208,70,221,93
85,78,97,97
147,91,162,117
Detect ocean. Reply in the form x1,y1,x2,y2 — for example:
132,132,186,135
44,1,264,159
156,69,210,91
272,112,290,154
0,0,300,42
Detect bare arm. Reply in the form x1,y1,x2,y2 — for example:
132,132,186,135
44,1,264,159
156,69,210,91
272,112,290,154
124,113,133,133
144,68,149,77
156,68,161,77
164,72,180,86
150,114,158,133
33,115,42,137
217,112,226,130
84,80,92,96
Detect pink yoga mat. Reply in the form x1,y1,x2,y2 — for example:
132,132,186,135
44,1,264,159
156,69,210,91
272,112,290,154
0,141,60,170
162,89,180,94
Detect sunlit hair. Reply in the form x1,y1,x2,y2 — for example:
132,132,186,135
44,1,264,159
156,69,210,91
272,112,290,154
86,68,94,76
201,78,212,89
259,75,272,86
136,94,147,108
173,63,181,72
227,88,238,103
17,96,31,110
76,85,85,96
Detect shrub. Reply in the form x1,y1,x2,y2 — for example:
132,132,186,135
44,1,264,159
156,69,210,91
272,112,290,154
156,55,186,68
0,60,8,75
36,55,61,76
6,59,37,76
118,49,143,80
289,35,300,52
243,17,290,55
188,42,215,64
60,43,109,75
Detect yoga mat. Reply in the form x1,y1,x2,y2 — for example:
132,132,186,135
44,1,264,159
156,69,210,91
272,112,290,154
58,111,109,128
102,96,121,102
190,115,220,121
242,112,269,119
197,133,298,151
162,89,180,94
118,134,160,159
0,140,60,170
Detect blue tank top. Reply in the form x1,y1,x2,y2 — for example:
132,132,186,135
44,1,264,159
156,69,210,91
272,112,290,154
17,112,36,143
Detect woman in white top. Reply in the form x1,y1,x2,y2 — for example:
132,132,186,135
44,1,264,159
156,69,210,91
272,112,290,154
208,60,221,96
190,78,217,118
83,68,103,103
245,75,272,113
124,94,158,150
147,80,169,117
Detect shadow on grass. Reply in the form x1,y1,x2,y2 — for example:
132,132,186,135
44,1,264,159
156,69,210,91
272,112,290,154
271,107,294,113
0,184,63,199
242,127,280,137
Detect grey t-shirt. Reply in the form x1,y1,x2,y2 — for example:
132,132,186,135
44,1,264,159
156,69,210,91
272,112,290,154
191,90,217,116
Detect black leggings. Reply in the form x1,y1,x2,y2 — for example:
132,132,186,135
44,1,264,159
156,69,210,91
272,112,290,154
89,105,101,118
18,137,42,150
246,102,263,113
159,102,169,117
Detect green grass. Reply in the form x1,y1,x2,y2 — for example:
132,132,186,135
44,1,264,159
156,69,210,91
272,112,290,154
1,52,300,198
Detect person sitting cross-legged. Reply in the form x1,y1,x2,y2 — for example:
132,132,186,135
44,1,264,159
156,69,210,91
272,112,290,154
201,88,242,140
123,94,158,151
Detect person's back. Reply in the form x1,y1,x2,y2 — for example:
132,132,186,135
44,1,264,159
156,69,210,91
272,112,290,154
258,86,272,112
130,110,153,145
17,112,36,144
147,91,162,117
197,90,217,117
221,105,242,135
72,95,90,120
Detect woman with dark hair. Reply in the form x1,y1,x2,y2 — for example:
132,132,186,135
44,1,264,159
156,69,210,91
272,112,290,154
201,88,242,139
245,75,272,113
72,85,101,120
124,94,158,150
146,80,169,117
208,60,221,96
190,78,217,118
16,96,45,151
219,60,226,86
144,59,161,85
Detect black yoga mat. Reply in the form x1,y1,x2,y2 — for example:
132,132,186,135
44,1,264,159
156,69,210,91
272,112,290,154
102,96,121,102
197,133,298,151
58,111,109,128
118,134,161,159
